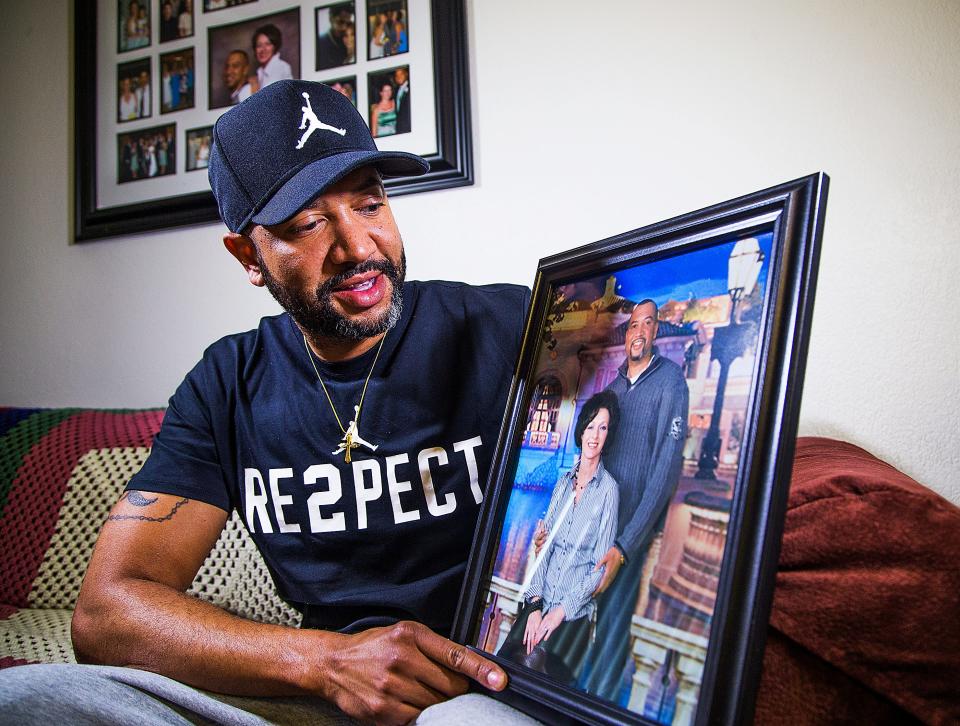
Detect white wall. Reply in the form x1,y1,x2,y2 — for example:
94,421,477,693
1,0,957,504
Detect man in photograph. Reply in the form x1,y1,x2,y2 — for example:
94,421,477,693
316,2,356,70
0,80,538,726
222,49,254,104
159,0,178,42
136,69,151,117
579,299,689,701
393,65,410,133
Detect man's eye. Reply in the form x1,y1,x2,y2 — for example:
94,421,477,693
291,219,321,235
360,202,384,215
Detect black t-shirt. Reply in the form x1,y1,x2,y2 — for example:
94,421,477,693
127,281,529,635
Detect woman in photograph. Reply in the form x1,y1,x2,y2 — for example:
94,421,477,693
146,142,158,178
161,63,172,110
134,2,150,46
118,77,139,121
157,136,168,175
123,0,149,50
497,391,620,685
129,139,141,179
369,81,397,137
195,135,211,168
368,12,387,59
178,0,193,37
252,24,293,90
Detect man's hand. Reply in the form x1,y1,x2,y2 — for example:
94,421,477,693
592,546,623,596
316,620,507,726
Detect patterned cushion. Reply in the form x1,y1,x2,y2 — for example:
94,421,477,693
0,407,299,667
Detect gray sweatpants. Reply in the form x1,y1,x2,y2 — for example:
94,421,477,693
0,664,542,726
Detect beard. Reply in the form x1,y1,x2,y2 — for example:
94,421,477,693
258,250,406,341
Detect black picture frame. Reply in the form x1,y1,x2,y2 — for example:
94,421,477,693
452,174,829,726
75,0,473,241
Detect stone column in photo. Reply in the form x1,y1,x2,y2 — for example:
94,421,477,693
628,618,708,724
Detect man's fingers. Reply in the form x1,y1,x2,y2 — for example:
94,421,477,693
381,625,470,699
413,623,507,691
369,670,446,716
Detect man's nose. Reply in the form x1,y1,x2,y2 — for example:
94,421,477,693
329,216,374,265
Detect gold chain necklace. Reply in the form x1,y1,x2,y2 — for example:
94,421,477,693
303,332,386,463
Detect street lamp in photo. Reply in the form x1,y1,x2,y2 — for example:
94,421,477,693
695,238,765,480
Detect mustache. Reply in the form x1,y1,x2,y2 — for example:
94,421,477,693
315,257,402,299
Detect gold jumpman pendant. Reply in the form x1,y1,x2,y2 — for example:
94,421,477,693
331,405,378,463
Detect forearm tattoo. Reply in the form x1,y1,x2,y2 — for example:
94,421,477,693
108,491,189,522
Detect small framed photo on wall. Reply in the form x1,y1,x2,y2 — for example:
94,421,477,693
367,0,408,60
315,2,356,71
117,57,151,122
367,64,410,137
159,0,195,43
203,0,256,13
207,8,301,110
159,47,196,113
117,123,176,183
118,0,151,53
322,75,358,106
185,125,213,171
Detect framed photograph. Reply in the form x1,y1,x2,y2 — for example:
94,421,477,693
76,0,474,241
453,174,829,726
118,0,151,53
203,0,257,12
117,57,151,122
208,7,301,110
315,2,356,71
159,47,196,113
322,74,358,106
367,0,409,60
185,125,213,171
367,64,409,137
159,0,195,43
117,123,176,183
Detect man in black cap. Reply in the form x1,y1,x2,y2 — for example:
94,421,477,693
0,81,537,725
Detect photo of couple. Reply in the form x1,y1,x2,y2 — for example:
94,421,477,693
367,65,410,137
474,233,772,725
367,0,408,60
117,58,152,122
208,9,301,110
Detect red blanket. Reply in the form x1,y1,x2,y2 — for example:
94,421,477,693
756,437,960,725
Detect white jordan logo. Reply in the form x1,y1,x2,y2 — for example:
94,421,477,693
295,92,346,149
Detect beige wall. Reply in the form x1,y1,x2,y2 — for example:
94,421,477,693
1,0,957,504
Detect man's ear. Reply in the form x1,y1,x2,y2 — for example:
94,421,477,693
223,232,265,287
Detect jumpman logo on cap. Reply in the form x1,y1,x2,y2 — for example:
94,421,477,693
295,92,347,149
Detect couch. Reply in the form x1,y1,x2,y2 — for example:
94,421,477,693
1,407,957,724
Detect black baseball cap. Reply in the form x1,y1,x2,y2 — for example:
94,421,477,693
208,79,429,233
